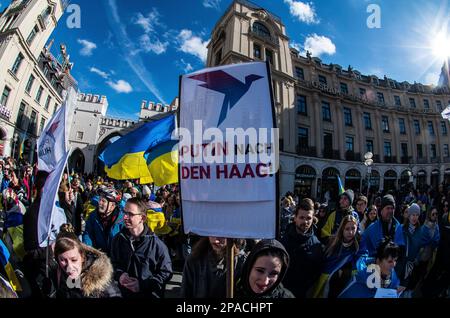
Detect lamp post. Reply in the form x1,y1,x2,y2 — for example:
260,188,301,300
11,132,18,161
364,152,374,198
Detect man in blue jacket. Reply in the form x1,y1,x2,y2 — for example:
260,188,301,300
82,187,124,254
110,197,173,298
361,194,405,257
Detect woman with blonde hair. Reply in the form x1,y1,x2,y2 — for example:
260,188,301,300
312,215,361,298
53,224,121,298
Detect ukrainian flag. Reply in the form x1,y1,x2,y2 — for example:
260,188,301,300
146,139,178,186
337,175,345,195
0,239,22,292
99,115,176,184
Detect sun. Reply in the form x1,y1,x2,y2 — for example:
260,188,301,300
431,30,450,60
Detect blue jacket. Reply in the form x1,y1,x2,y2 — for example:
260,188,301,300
361,219,405,257
82,208,124,254
0,179,10,193
339,257,400,298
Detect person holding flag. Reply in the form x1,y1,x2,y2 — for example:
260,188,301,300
321,188,359,245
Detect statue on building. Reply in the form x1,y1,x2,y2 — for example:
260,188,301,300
306,50,312,60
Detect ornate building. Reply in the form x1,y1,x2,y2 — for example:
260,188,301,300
207,0,450,199
0,0,76,162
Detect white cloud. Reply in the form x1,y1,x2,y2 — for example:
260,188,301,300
139,34,168,55
176,59,194,73
107,79,133,93
424,72,440,86
290,41,302,52
177,29,209,63
77,39,97,56
303,34,336,57
284,0,319,24
134,9,161,33
203,0,221,10
89,67,109,79
108,0,166,104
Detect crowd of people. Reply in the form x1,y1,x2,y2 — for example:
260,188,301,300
1,156,449,299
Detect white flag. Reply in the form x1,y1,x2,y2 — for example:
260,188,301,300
37,88,76,172
38,151,70,247
442,104,450,120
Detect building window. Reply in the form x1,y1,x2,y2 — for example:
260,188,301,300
366,139,374,153
430,144,437,159
36,86,43,103
423,99,430,109
298,127,308,148
76,131,84,141
343,107,352,126
436,100,443,111
409,98,416,108
401,143,408,159
53,103,58,115
428,121,435,136
345,136,354,152
359,88,366,97
414,120,420,134
297,95,307,115
340,82,348,95
26,25,39,45
25,74,35,94
214,49,222,65
441,121,448,135
28,110,37,134
318,75,327,86
322,101,331,121
45,96,51,111
265,49,273,65
295,67,304,80
252,21,271,39
363,112,372,129
444,144,449,158
377,92,385,104
16,102,26,128
1,86,11,107
11,53,24,75
399,118,406,134
417,144,423,158
384,141,392,157
394,95,401,106
253,43,262,59
39,118,46,134
382,116,389,132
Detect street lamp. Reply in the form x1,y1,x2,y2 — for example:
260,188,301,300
364,152,374,197
11,132,18,160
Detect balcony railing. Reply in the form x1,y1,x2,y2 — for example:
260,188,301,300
323,149,341,160
297,146,317,157
345,151,362,162
417,158,427,164
384,156,397,163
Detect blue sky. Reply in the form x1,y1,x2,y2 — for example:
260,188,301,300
1,0,449,120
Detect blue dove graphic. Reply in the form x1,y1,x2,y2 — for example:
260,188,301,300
189,70,263,126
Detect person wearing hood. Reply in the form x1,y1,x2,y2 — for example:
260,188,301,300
396,203,440,297
360,194,405,257
339,239,401,298
321,189,359,244
110,197,173,298
281,198,324,298
54,224,121,298
236,239,294,298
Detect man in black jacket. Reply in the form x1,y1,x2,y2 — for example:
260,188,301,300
110,197,173,298
281,198,324,298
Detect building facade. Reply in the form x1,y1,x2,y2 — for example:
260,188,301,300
207,0,450,199
0,0,75,163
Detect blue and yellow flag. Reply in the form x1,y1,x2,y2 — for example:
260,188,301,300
337,175,345,195
99,115,176,184
0,239,22,292
146,139,178,186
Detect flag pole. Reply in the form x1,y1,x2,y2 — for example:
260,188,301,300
226,238,235,298
45,232,50,278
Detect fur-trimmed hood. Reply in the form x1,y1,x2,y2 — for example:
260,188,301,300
80,245,114,297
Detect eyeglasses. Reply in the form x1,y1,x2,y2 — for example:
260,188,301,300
123,211,143,218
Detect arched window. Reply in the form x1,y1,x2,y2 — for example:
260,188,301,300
252,22,271,39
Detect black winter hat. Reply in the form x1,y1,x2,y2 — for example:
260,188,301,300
381,194,396,210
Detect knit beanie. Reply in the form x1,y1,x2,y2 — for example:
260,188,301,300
341,189,355,205
407,203,421,216
381,194,396,210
